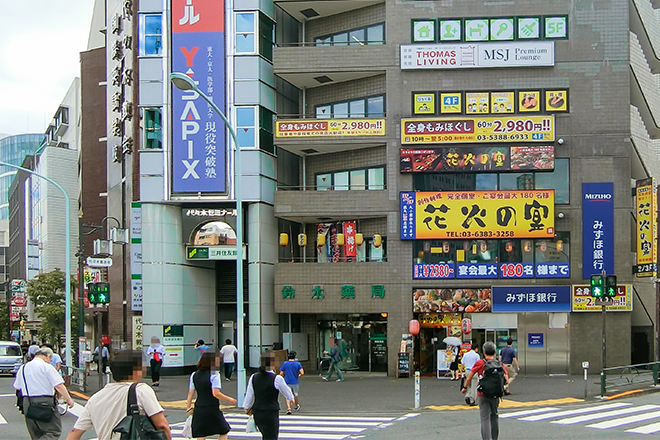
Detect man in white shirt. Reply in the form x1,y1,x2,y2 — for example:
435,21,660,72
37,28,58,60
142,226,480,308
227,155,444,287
13,346,74,439
65,350,171,440
220,339,238,381
461,343,480,406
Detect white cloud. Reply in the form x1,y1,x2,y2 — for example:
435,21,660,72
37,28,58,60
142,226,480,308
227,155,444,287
0,1,95,134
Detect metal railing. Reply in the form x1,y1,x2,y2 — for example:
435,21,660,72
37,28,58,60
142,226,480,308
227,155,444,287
276,184,387,191
600,362,659,397
61,365,112,393
275,41,386,48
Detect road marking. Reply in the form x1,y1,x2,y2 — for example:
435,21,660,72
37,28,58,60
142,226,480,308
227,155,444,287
519,402,631,421
587,409,660,429
626,420,660,434
500,407,560,418
0,394,16,398
0,411,6,425
551,404,660,425
427,397,582,411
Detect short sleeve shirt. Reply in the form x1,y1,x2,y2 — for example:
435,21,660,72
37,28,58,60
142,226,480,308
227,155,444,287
220,345,237,363
189,371,222,390
73,382,163,440
471,359,486,397
280,360,303,385
500,346,516,364
13,358,64,396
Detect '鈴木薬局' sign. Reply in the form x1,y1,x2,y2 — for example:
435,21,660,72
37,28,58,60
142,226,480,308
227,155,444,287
275,119,385,138
401,115,554,144
401,41,555,69
400,190,555,240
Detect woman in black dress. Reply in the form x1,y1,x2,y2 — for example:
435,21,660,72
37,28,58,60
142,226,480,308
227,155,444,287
186,352,237,440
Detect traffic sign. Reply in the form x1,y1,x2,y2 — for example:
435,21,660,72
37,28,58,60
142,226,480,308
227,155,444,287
10,313,19,321
86,257,113,267
11,296,26,307
11,279,26,292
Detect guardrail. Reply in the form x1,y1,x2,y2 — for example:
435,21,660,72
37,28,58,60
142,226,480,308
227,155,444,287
61,365,112,393
600,362,659,397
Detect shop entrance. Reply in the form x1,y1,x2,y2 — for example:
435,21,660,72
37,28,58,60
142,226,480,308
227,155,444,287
417,327,448,374
471,329,518,355
318,314,387,372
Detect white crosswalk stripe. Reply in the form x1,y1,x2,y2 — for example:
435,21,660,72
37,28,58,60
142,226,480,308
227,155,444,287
169,413,400,440
503,402,660,436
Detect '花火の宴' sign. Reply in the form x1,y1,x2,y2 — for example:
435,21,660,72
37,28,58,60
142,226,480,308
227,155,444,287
401,115,554,144
635,178,657,277
400,191,555,240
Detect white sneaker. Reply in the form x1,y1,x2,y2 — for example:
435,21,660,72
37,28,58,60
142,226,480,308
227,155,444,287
336,379,343,382
226,378,231,381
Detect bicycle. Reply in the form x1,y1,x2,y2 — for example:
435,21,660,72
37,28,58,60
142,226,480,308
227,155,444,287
56,393,68,415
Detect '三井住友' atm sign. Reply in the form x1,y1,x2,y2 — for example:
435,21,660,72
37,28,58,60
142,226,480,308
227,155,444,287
400,191,555,240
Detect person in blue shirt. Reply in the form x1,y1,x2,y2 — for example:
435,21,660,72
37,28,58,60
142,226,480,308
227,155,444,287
279,352,304,414
194,339,209,361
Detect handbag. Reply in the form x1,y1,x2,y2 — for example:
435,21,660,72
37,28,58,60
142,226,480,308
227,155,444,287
246,415,258,433
21,367,55,421
181,415,193,439
112,383,168,440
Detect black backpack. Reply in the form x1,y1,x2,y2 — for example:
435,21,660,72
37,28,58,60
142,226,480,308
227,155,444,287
477,359,505,398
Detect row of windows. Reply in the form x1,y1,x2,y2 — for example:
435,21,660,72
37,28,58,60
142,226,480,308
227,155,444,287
315,95,385,119
413,159,569,204
318,237,387,263
316,167,385,191
315,23,385,46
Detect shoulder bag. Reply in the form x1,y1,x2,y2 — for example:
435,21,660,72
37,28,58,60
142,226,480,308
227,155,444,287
22,365,55,421
112,383,168,440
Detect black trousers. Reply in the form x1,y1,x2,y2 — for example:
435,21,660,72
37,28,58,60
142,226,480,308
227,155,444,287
150,359,163,382
253,409,279,439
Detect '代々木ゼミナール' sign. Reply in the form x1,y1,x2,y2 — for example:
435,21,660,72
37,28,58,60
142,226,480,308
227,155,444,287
401,41,554,69
401,115,554,144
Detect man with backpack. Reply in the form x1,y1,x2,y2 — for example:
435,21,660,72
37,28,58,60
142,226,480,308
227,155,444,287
461,341,508,440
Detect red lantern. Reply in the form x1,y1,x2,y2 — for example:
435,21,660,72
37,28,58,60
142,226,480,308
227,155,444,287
409,319,421,336
461,318,472,334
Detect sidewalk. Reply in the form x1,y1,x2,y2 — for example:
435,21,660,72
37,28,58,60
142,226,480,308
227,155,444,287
77,369,622,414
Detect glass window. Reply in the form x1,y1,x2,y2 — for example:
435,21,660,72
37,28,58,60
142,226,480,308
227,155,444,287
236,12,255,32
236,107,256,148
368,168,385,190
317,174,332,191
349,29,366,45
332,32,348,46
367,96,384,117
500,240,522,263
332,102,349,118
367,24,384,44
236,13,256,53
144,108,162,149
535,232,570,263
349,100,365,118
414,240,455,264
334,171,349,190
475,174,498,190
500,173,533,190
140,14,163,56
315,37,331,46
316,105,331,119
370,242,384,262
462,240,498,263
259,12,275,61
350,170,366,190
536,158,569,204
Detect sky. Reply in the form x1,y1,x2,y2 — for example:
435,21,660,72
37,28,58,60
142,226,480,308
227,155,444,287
0,1,95,136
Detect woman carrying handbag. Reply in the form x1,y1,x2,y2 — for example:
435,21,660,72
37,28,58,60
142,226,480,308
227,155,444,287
186,352,237,440
242,352,294,440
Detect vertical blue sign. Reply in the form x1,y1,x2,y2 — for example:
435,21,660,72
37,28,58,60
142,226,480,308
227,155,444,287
400,192,416,239
582,183,614,278
171,0,226,193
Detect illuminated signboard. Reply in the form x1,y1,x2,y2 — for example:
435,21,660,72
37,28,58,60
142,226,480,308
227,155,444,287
400,190,555,240
635,178,657,277
399,145,555,173
275,119,385,137
171,0,226,193
401,41,555,70
572,285,632,312
401,115,554,144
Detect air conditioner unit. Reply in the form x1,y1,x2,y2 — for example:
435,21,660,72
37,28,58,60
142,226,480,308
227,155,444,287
93,239,113,257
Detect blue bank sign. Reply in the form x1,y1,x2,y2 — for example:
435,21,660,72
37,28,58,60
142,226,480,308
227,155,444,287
582,183,614,278
492,286,571,313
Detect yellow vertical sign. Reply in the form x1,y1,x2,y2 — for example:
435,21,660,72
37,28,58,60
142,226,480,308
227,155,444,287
636,178,657,276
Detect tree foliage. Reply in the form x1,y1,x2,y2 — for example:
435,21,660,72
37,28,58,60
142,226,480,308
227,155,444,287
26,268,79,345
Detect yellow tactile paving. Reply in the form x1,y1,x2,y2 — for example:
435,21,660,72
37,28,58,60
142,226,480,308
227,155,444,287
427,397,583,411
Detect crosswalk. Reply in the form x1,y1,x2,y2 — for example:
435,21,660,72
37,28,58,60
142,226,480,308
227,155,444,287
501,402,660,435
169,413,418,439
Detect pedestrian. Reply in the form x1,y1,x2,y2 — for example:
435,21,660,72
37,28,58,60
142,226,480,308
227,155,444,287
13,346,74,440
242,351,295,440
94,344,109,374
279,352,304,414
186,351,237,440
461,343,480,406
220,339,238,381
27,341,39,360
194,339,210,361
322,339,344,382
462,341,508,440
42,344,62,374
64,350,171,440
499,338,519,395
449,344,460,380
146,337,166,386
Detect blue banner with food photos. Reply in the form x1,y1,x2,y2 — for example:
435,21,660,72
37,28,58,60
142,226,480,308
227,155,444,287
492,286,571,312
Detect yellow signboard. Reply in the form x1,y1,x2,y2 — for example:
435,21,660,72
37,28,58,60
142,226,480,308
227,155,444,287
636,178,657,276
414,93,436,114
572,285,632,312
491,92,514,113
440,92,462,114
404,190,555,239
466,92,489,114
401,115,554,144
519,91,541,112
545,90,568,112
276,119,385,138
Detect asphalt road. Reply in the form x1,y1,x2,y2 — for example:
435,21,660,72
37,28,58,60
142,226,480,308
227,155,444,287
2,373,660,439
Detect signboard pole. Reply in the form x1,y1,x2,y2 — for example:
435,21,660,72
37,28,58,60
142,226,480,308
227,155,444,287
415,371,420,409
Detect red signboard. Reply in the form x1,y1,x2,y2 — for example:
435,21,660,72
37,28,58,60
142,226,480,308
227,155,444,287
343,221,356,257
11,296,26,307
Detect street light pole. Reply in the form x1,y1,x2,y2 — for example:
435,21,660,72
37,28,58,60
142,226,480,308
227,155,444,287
1,160,72,367
170,72,246,406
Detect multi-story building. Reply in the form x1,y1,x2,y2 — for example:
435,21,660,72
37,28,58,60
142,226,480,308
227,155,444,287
0,134,42,219
272,0,660,376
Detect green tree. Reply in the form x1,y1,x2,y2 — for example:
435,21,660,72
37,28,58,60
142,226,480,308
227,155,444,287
0,300,8,340
26,268,78,345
